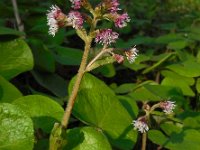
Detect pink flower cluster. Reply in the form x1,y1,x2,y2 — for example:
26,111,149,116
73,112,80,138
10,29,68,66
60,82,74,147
47,5,62,36
47,4,83,36
132,117,149,133
114,13,130,28
67,11,84,29
95,29,119,45
160,101,176,114
106,0,120,13
70,0,82,10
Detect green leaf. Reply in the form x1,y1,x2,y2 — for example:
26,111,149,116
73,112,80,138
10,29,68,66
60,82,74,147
31,71,68,97
0,27,25,36
128,84,183,101
148,129,200,150
166,60,200,77
123,54,150,71
30,39,55,72
155,33,184,44
0,103,34,150
114,83,137,94
167,40,188,50
160,123,182,136
86,56,115,72
0,39,34,80
12,95,64,133
118,96,139,119
0,75,22,103
64,127,112,150
96,64,116,78
196,78,200,93
52,46,83,66
161,70,195,96
69,73,137,150
142,53,174,74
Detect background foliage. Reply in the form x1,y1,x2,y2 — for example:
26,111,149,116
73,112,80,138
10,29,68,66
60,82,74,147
0,0,200,149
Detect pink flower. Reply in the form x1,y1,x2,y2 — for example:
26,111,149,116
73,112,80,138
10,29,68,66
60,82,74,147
106,0,120,13
95,29,119,45
67,11,83,29
132,117,149,133
160,101,176,114
125,46,138,63
114,13,130,28
70,0,82,9
113,54,124,63
47,5,66,36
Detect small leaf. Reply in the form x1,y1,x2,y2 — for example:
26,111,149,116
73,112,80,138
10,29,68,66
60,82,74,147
0,103,34,150
161,70,195,96
64,127,112,150
166,60,200,77
12,95,64,133
167,40,188,50
155,33,184,44
86,56,115,72
0,39,34,80
0,27,25,36
142,53,174,74
148,129,200,150
30,39,55,72
129,84,183,101
114,83,137,94
0,75,22,103
31,71,68,97
53,46,83,66
196,78,200,93
96,64,116,78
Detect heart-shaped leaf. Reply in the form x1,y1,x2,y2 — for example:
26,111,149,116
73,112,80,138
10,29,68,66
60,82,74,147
69,73,137,149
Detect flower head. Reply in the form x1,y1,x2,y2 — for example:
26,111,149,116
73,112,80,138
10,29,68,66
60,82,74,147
67,11,84,29
47,5,65,36
160,101,176,114
103,0,121,13
113,54,124,63
95,29,119,45
132,117,149,133
125,46,138,63
114,13,130,28
70,0,82,9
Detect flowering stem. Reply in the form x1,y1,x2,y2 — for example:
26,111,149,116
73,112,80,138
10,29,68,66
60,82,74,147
141,132,147,150
61,37,92,129
86,47,113,71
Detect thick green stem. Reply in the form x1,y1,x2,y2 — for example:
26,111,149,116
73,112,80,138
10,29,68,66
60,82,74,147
61,37,92,129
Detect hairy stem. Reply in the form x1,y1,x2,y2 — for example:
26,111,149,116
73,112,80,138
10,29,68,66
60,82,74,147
11,0,24,32
61,37,92,129
141,132,147,150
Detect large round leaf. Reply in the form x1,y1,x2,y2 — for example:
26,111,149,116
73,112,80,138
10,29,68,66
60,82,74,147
0,103,34,150
64,127,112,150
69,73,137,150
12,95,64,133
0,75,22,103
0,39,34,80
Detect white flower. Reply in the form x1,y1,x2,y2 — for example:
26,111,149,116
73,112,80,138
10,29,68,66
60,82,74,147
132,119,149,133
47,5,60,36
160,101,176,114
125,45,138,63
